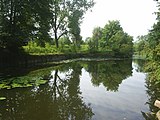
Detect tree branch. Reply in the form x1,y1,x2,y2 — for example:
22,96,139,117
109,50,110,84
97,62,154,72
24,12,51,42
57,15,66,30
57,30,68,40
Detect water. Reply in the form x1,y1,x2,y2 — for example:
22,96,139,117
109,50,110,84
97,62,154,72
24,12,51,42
0,59,150,120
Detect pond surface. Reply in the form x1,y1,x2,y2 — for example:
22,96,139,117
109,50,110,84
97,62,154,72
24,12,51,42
0,59,150,120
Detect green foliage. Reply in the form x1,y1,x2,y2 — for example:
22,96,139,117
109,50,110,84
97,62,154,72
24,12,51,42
135,1,160,60
24,25,133,56
134,1,160,88
111,31,133,57
23,41,60,55
0,66,54,89
90,27,102,51
101,20,123,46
50,0,94,48
137,3,160,119
0,0,52,51
143,66,160,120
153,43,160,61
79,44,89,53
134,35,152,59
0,0,94,51
145,61,160,82
68,10,83,47
88,20,133,57
59,37,71,45
23,41,90,55
87,37,97,53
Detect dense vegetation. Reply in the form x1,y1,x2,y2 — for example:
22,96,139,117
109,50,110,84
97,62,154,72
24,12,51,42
0,1,159,119
0,0,94,51
0,0,133,57
134,1,160,119
87,20,133,57
22,20,133,57
134,1,160,83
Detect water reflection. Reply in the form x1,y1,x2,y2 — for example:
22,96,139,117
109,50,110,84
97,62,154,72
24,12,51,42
133,59,146,73
0,59,149,120
142,74,160,119
86,60,132,91
135,59,160,120
0,63,93,120
141,79,160,120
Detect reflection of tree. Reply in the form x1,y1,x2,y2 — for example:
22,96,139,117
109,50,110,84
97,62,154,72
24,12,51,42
133,59,146,72
0,63,93,120
85,60,132,91
133,60,160,119
142,79,160,120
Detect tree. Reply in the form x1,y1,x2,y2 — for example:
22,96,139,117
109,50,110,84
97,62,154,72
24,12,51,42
134,35,150,57
0,0,94,52
50,0,94,48
89,20,133,57
50,0,68,48
0,0,52,51
141,1,160,60
91,27,102,50
100,20,123,48
148,22,160,49
68,10,83,47
108,31,133,57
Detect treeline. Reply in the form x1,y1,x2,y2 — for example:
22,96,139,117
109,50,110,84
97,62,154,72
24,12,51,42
23,20,133,57
0,0,94,52
133,2,160,117
0,0,133,57
134,1,160,83
86,20,133,57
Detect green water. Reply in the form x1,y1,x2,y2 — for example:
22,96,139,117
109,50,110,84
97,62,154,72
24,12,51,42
0,59,153,120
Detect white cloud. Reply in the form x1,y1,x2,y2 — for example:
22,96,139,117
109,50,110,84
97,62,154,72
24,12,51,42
80,0,157,40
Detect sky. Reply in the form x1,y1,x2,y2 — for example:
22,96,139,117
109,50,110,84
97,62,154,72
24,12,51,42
80,0,158,41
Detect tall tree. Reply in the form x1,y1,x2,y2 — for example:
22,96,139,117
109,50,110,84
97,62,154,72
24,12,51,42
144,1,160,60
91,27,102,50
101,20,123,48
50,0,94,48
32,0,52,47
0,0,52,51
50,0,68,48
89,20,133,56
68,10,82,47
108,31,133,57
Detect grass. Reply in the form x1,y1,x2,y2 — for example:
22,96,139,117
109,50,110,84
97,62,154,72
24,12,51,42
23,41,116,57
23,42,91,55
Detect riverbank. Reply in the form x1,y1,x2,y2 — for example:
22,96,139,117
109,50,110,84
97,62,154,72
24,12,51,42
0,52,119,68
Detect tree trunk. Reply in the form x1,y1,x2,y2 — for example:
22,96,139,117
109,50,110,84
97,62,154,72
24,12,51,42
54,31,59,48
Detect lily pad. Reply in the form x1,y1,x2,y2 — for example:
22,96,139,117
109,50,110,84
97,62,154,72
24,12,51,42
0,83,10,89
0,97,6,101
12,83,24,88
0,83,5,88
35,80,47,86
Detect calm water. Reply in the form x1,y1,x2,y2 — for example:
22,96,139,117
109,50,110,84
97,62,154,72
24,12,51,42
0,59,150,120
